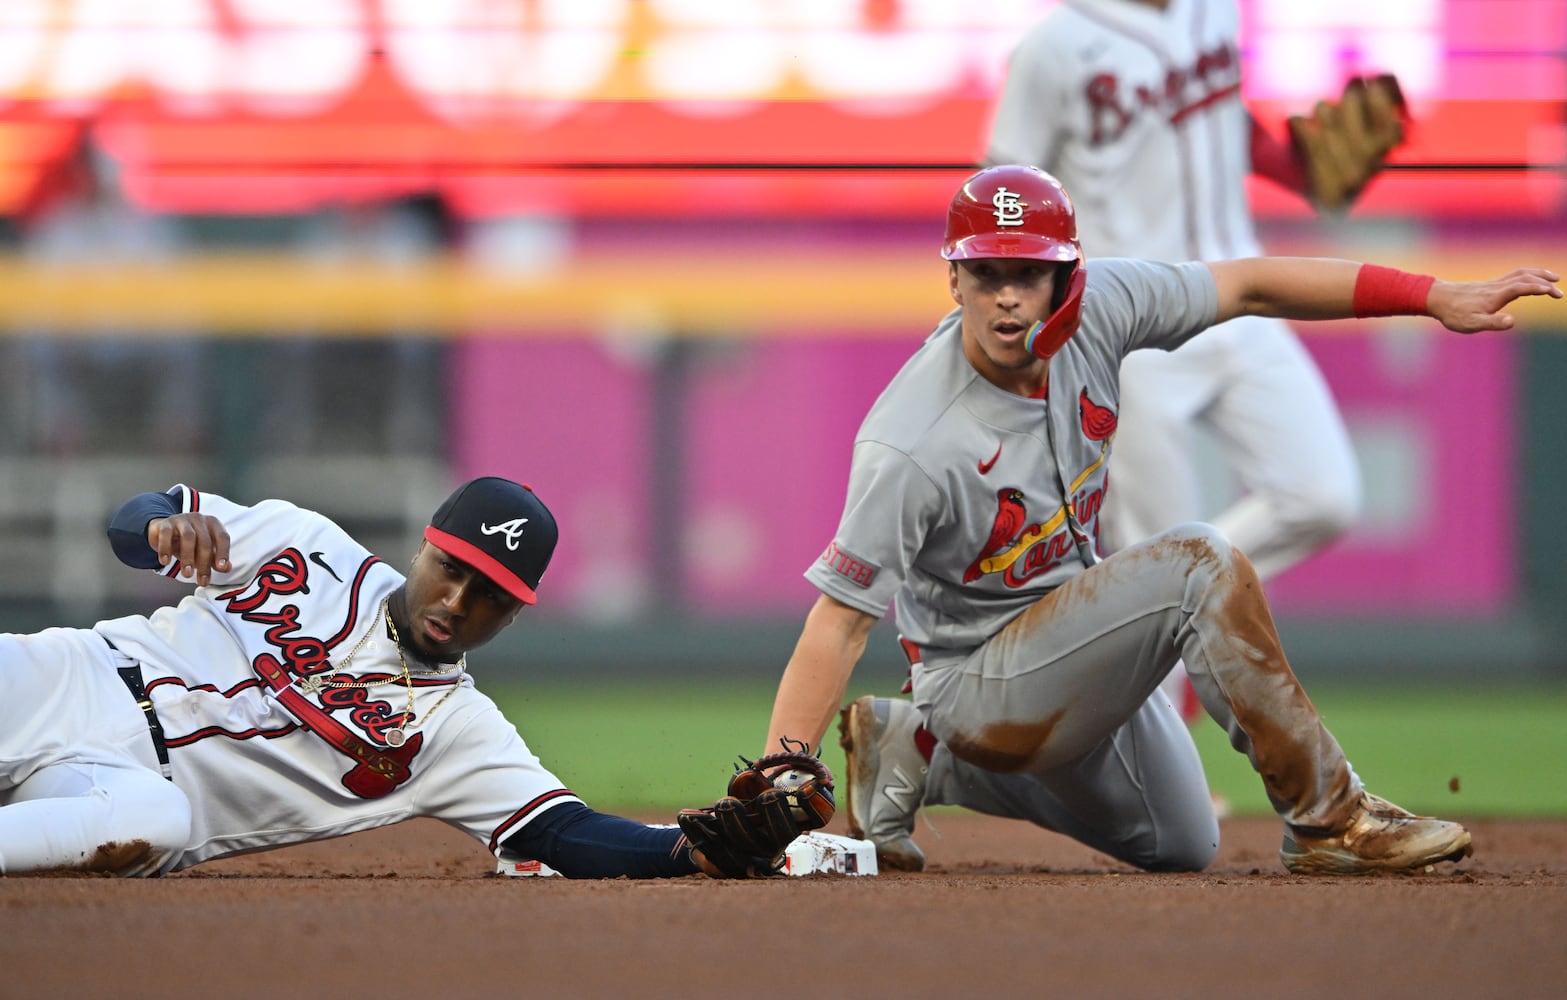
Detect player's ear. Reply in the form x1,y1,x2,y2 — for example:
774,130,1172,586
948,262,963,305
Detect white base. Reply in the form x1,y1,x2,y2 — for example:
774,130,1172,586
496,831,880,878
782,832,879,877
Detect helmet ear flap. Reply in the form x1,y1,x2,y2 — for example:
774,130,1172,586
1050,261,1075,312
1024,262,1086,361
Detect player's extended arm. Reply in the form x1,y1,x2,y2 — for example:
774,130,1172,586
1209,258,1563,333
501,802,699,878
766,593,879,755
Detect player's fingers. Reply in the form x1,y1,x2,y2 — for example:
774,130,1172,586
1474,312,1515,333
192,523,215,586
1497,273,1563,306
191,516,231,585
1523,270,1563,297
175,518,201,580
1446,273,1563,332
212,522,232,575
148,518,174,568
1445,315,1504,335
1514,266,1560,283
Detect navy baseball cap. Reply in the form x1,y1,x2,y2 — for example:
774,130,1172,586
424,477,558,605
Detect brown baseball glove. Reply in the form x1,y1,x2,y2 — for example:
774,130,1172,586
677,741,836,878
1287,74,1408,213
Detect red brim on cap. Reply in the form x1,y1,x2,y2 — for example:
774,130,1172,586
423,526,538,605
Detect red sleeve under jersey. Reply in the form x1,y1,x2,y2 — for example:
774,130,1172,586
1248,114,1310,198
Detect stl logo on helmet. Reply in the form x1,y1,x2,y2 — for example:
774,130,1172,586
991,187,1026,227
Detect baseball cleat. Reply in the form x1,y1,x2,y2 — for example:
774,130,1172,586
838,695,928,872
1280,792,1472,875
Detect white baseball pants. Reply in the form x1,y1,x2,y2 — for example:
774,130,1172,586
0,628,191,876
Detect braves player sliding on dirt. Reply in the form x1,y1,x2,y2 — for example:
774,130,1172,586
986,0,1404,732
0,476,817,878
765,164,1559,875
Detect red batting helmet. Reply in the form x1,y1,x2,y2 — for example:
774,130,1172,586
942,164,1086,361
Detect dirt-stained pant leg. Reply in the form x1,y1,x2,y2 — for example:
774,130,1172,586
0,761,191,875
923,694,1219,871
913,523,1363,842
0,629,192,876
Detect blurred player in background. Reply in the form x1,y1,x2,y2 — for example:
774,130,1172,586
985,0,1406,756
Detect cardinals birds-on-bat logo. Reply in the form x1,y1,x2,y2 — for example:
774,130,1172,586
963,487,1027,583
962,386,1114,586
1079,387,1117,441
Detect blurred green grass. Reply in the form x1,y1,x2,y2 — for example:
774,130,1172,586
491,680,1567,817
1192,684,1567,818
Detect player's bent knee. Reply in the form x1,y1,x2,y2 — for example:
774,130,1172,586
1111,824,1218,873
101,778,193,875
1135,815,1220,873
1141,838,1219,873
1149,522,1237,572
1148,523,1260,611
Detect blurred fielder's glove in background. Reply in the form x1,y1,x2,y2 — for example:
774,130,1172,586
1289,74,1409,213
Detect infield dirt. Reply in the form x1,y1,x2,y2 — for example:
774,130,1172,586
2,813,1562,998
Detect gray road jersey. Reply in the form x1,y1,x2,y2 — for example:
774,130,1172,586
805,258,1217,652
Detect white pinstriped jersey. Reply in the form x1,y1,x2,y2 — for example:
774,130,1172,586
93,487,579,871
987,0,1260,263
804,258,1217,652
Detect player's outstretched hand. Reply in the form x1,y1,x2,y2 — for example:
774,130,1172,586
147,513,232,586
1431,267,1562,334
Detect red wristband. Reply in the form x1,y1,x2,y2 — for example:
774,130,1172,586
1353,264,1436,318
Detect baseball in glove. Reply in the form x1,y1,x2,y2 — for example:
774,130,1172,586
1287,74,1408,213
677,739,836,878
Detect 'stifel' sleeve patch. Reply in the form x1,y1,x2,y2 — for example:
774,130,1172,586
819,541,880,588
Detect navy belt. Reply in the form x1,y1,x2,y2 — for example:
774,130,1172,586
104,638,173,781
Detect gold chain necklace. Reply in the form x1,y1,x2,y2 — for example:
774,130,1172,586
383,603,466,749
296,599,390,695
295,597,466,748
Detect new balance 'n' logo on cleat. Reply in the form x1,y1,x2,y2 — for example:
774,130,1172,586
838,695,929,871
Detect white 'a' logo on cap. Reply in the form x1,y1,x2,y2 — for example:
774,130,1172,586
992,186,1026,227
481,518,530,551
